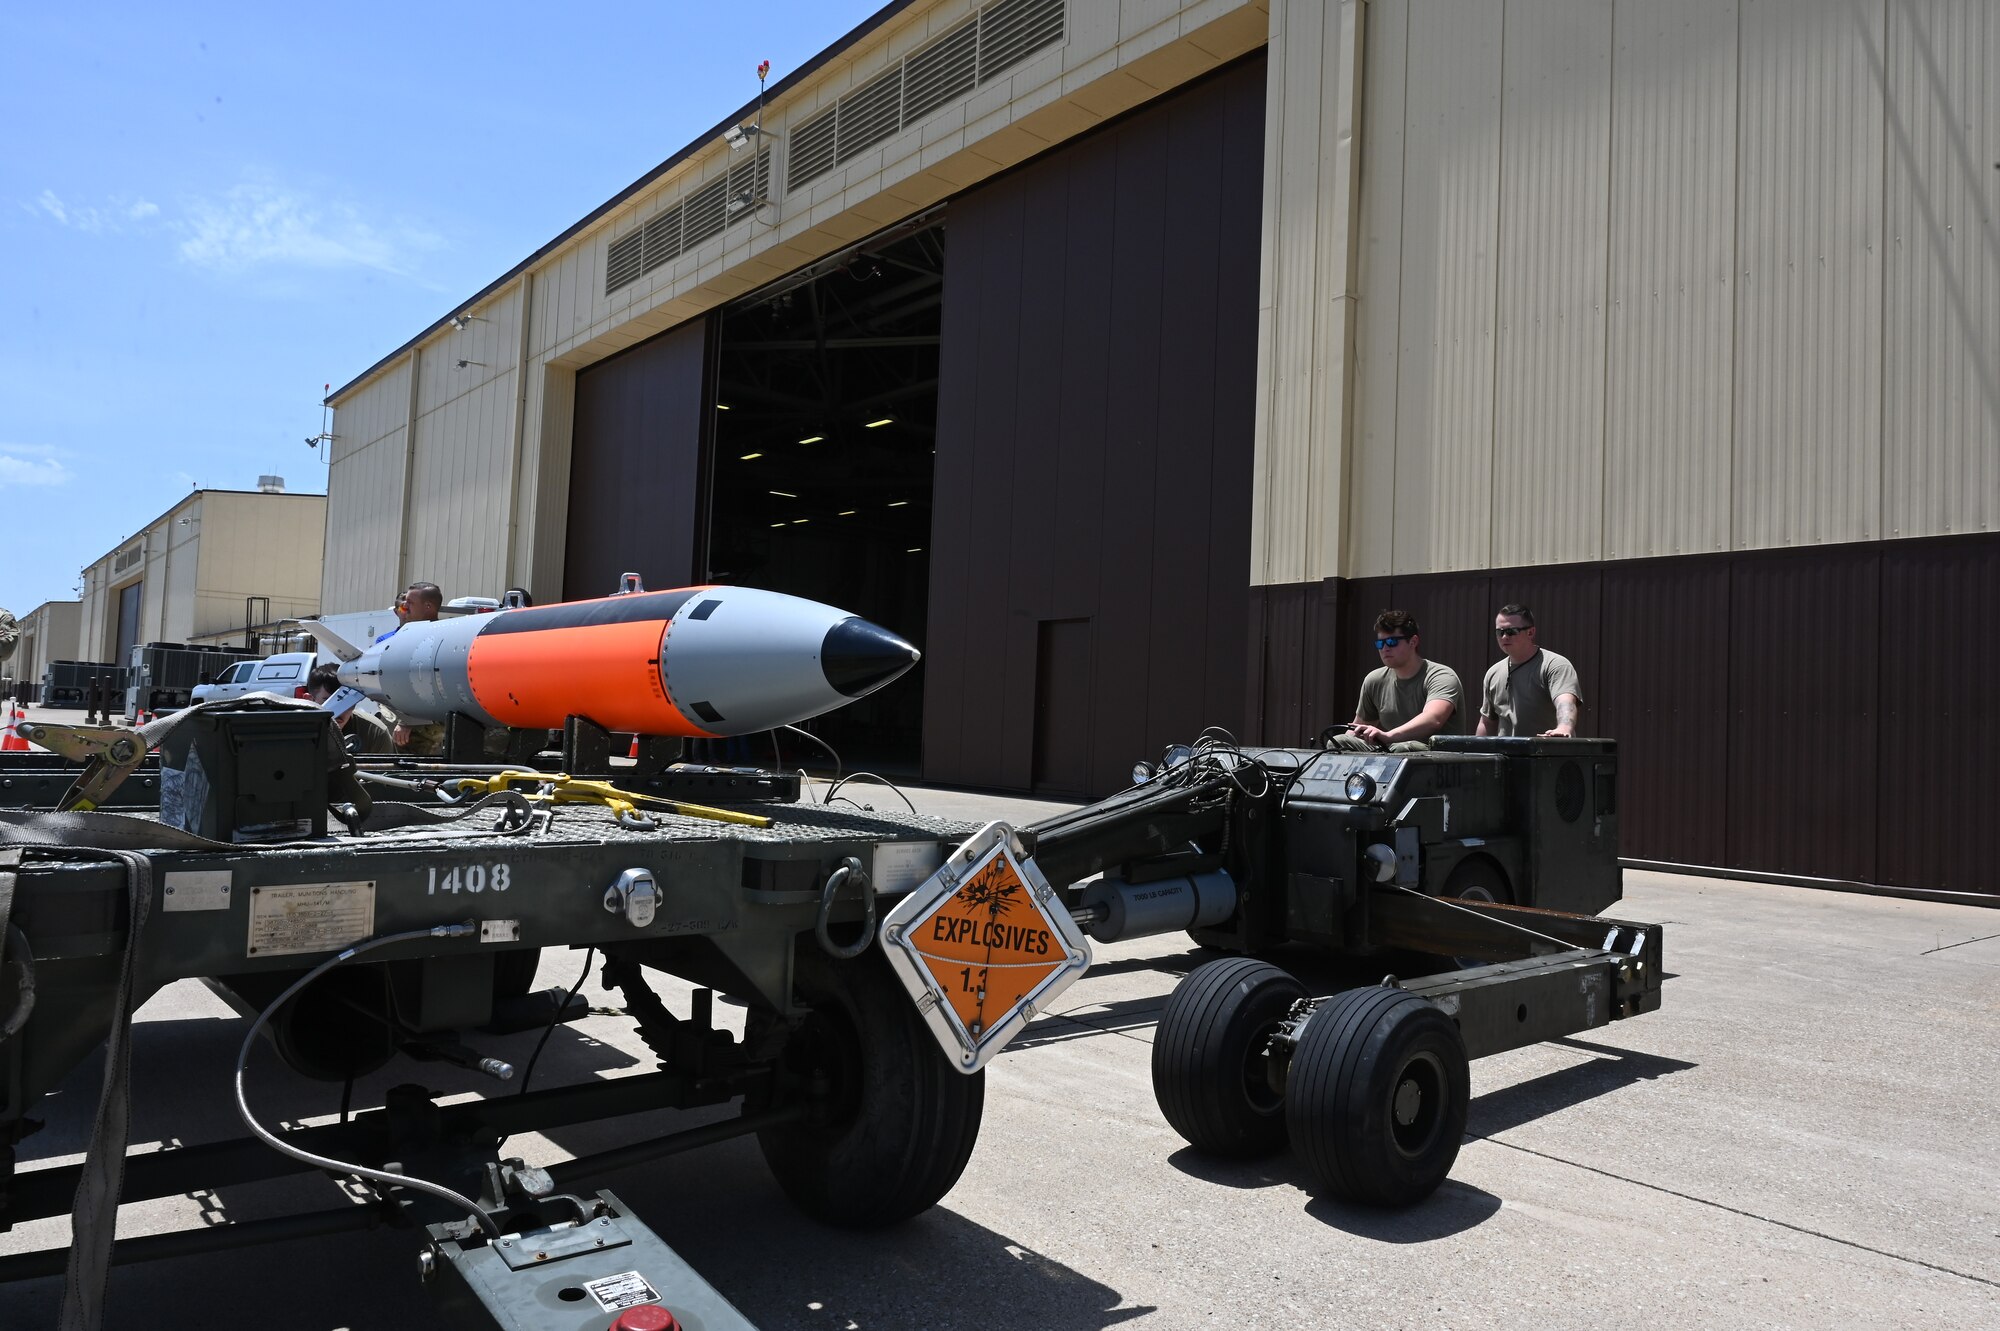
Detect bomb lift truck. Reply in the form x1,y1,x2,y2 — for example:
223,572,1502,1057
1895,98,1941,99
934,733,1665,1208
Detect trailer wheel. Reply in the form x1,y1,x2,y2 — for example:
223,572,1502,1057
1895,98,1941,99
1442,855,1513,905
756,949,984,1228
493,947,542,1000
1285,986,1469,1207
1152,957,1307,1157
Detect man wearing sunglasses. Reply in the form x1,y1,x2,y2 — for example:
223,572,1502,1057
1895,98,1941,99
1477,604,1582,737
1333,609,1464,751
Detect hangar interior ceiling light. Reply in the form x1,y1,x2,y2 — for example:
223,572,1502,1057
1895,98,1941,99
769,489,797,498
704,221,942,775
740,452,763,460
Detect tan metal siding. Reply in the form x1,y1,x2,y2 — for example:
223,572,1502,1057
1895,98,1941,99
1732,0,1885,550
1602,0,1739,559
405,375,516,600
322,358,410,612
1390,0,1503,574
1252,0,1333,585
526,366,578,603
322,430,408,612
1490,0,1613,569
190,493,326,636
1882,0,2000,541
1347,0,1409,579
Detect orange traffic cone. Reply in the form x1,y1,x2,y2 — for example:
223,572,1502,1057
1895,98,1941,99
1,703,29,753
628,734,641,760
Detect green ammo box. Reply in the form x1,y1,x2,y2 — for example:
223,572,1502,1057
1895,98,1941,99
158,708,332,842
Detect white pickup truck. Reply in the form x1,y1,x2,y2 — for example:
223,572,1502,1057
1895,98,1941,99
189,652,318,705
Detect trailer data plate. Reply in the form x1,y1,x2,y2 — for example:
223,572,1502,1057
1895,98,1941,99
245,881,376,957
882,821,1091,1073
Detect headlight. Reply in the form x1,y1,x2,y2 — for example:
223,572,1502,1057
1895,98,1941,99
1132,761,1157,784
1343,771,1377,803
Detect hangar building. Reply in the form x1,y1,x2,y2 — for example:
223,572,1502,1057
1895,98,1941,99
322,0,1998,894
79,481,327,663
1,600,81,700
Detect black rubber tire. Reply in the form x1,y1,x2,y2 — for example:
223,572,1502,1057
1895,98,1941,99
493,947,542,1000
1152,957,1307,1157
1285,986,1470,1207
756,948,984,1228
1441,856,1514,969
1442,854,1514,905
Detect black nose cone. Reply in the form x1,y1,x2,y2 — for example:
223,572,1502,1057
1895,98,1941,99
821,617,921,698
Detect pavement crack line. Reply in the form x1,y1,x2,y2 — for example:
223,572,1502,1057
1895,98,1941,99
1921,931,2000,955
1470,1134,1998,1290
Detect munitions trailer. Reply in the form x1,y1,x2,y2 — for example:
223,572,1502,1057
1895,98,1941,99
0,711,1662,1328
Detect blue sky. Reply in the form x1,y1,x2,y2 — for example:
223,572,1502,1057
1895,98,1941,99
1,0,880,614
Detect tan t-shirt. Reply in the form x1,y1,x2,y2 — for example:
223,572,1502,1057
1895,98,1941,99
1356,660,1465,735
1480,649,1583,736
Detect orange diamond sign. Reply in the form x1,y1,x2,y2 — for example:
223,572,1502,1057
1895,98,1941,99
882,822,1092,1072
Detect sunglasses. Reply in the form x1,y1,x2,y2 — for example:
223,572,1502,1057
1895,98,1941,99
1373,636,1407,650
1495,626,1531,638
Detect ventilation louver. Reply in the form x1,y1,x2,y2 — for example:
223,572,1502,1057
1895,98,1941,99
611,0,1066,293
978,0,1064,81
903,20,979,123
606,147,770,293
787,108,837,186
606,231,644,291
787,0,1065,190
836,67,903,160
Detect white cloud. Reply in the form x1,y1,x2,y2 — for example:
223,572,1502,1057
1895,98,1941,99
28,190,159,234
177,182,439,277
0,445,72,489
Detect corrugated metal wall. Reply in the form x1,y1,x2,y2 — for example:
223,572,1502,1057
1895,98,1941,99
322,358,410,613
1248,532,1999,892
1351,0,2000,575
1881,0,2000,543
925,57,1265,796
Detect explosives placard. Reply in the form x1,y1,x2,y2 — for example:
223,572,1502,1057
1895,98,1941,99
882,822,1090,1073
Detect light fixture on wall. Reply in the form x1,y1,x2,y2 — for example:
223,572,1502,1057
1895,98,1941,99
448,312,484,330
722,59,776,150
455,359,487,370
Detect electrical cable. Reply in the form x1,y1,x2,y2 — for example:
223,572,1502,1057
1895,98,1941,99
780,724,843,785
517,947,596,1097
233,923,502,1239
821,771,918,815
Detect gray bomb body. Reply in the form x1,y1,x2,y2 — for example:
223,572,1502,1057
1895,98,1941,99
334,585,918,737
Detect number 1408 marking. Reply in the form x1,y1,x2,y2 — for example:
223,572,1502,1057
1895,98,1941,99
427,863,513,894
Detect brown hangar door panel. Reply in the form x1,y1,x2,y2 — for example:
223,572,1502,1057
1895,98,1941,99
564,316,713,602
1032,618,1092,796
922,55,1267,796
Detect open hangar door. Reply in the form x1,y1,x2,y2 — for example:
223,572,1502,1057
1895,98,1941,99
705,223,944,775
